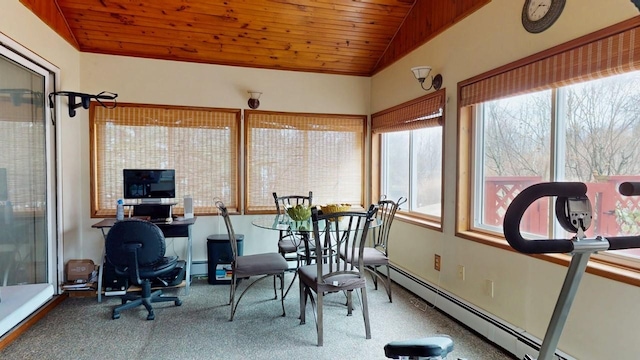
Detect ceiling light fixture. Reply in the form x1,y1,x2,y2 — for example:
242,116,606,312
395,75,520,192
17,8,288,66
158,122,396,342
247,91,262,109
411,66,443,91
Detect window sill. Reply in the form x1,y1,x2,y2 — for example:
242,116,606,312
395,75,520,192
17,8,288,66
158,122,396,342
456,229,640,287
395,213,442,232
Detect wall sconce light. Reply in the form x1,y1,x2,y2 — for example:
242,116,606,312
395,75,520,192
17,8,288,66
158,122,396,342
247,91,262,109
411,66,443,91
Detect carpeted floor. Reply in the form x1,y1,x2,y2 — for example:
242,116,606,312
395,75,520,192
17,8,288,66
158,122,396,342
1,274,514,360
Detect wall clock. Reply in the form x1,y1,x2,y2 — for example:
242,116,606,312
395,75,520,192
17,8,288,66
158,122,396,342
521,0,566,34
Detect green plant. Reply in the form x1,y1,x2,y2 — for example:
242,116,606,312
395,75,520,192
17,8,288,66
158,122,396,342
286,204,311,221
614,205,640,235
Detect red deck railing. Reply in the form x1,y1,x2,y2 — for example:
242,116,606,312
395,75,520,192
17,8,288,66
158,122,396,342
484,176,640,258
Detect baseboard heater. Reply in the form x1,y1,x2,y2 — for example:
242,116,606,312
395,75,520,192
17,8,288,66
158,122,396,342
389,265,575,360
190,261,208,277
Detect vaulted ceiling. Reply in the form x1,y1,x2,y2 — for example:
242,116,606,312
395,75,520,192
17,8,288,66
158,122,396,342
21,0,489,76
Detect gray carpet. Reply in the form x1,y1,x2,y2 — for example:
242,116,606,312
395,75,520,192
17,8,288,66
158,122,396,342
1,274,514,359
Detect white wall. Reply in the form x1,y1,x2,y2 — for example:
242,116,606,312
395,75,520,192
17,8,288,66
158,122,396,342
77,54,371,265
372,0,640,359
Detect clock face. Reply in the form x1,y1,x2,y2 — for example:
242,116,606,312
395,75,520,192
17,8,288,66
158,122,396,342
522,0,566,34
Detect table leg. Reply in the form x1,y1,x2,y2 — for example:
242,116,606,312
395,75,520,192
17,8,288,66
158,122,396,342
97,228,107,303
185,225,192,295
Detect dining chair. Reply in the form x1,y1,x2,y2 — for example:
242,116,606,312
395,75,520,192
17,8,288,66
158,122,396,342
342,196,406,303
215,201,289,321
272,191,313,297
298,204,378,346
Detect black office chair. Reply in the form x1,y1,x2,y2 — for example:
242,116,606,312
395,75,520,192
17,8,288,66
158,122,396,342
105,219,182,320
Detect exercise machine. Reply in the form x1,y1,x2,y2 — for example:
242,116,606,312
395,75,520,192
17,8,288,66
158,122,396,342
383,181,640,360
503,181,640,360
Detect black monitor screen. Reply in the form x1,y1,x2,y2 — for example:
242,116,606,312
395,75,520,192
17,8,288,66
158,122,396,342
123,169,175,199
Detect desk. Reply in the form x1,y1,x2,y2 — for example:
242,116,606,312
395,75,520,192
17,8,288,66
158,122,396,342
91,217,196,302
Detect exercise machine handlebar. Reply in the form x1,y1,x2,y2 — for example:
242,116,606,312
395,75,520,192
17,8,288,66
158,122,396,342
619,181,640,196
503,182,640,254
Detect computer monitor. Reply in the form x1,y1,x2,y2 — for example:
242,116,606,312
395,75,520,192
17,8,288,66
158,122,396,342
123,169,175,202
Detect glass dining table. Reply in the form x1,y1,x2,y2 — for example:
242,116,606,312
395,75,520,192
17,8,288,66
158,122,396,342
251,215,315,264
251,214,382,266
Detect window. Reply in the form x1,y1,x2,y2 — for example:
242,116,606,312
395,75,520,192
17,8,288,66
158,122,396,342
473,72,640,267
373,90,445,226
90,103,241,216
458,18,640,278
245,110,365,213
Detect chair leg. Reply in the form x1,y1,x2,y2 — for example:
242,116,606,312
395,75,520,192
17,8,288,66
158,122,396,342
283,269,298,299
366,265,393,303
370,266,379,290
317,290,323,346
346,290,353,316
230,274,285,321
385,265,392,303
272,275,277,299
229,274,237,321
361,287,371,339
278,272,286,317
299,274,306,324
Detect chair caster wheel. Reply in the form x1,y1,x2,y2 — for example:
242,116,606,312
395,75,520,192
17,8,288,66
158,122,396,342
147,312,155,320
112,312,120,320
175,300,182,306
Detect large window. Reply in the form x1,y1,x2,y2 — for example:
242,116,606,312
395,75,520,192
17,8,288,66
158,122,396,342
245,110,365,213
90,103,241,216
458,18,640,279
474,73,640,266
373,90,445,226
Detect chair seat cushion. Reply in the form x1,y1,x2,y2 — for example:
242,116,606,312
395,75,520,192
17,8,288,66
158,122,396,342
115,256,178,279
278,238,300,253
298,263,366,291
341,247,388,266
384,335,454,358
235,253,288,278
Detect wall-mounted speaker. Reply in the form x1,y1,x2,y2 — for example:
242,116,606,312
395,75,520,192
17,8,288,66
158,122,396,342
184,195,194,219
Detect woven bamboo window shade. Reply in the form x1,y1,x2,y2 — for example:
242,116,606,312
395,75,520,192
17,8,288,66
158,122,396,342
90,102,241,217
245,110,366,213
372,89,445,134
460,18,640,107
0,98,46,208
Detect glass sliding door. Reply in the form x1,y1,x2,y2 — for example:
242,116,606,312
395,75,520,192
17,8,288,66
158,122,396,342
0,39,56,337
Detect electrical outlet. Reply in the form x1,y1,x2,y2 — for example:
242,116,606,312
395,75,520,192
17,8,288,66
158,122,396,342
485,279,494,298
434,254,441,271
457,265,465,280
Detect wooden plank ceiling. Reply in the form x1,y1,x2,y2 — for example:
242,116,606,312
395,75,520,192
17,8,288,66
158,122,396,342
21,0,489,76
